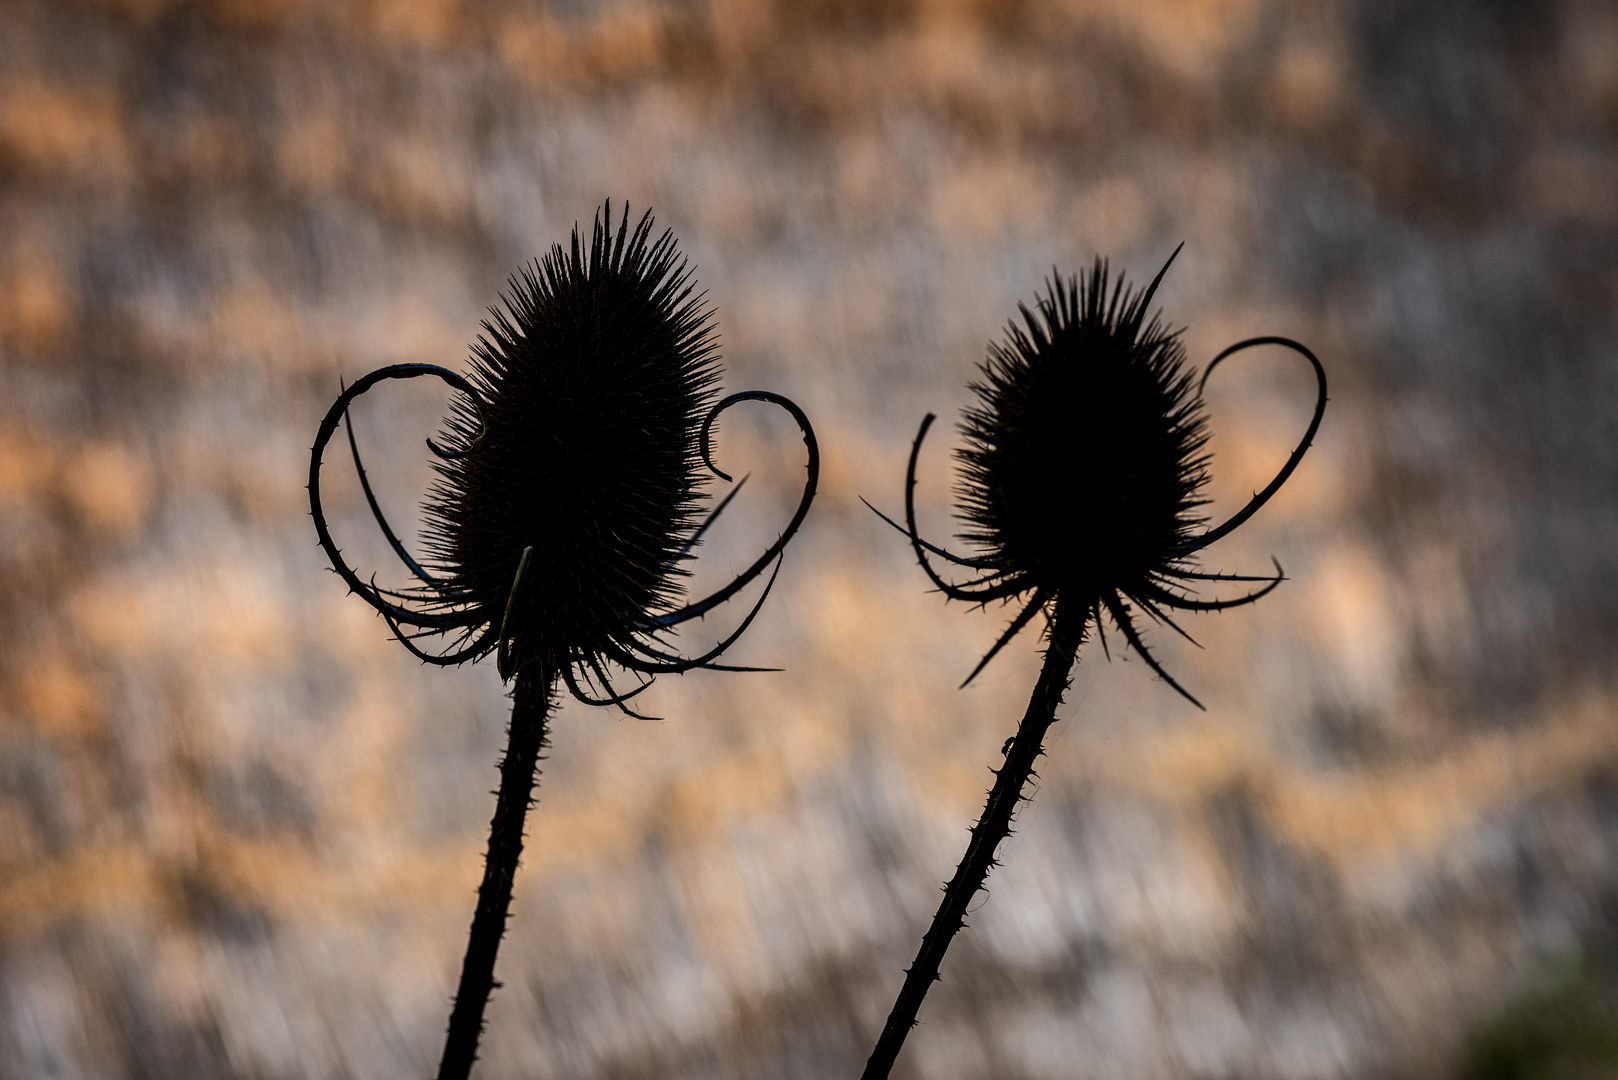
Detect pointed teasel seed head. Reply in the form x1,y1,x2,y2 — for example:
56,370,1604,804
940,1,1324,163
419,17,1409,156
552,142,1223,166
956,261,1211,608
422,204,721,674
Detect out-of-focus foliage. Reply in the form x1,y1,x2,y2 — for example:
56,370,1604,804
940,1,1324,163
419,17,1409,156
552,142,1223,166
2,0,1616,1077
1465,951,1618,1080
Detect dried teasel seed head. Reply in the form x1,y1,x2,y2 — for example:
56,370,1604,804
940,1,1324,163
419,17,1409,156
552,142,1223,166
876,247,1326,702
422,203,721,673
956,258,1210,608
309,201,818,703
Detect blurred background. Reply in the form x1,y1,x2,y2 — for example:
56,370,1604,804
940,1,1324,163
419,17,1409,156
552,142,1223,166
3,0,1618,1076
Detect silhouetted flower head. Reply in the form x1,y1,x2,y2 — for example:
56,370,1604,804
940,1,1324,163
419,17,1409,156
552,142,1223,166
309,203,818,711
873,249,1325,705
423,208,721,674
957,260,1209,611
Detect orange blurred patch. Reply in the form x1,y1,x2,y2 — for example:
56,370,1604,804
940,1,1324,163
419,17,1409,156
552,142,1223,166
213,282,310,363
581,7,670,83
147,933,214,1024
0,828,482,938
70,564,296,671
495,11,572,88
1129,713,1257,802
497,6,672,90
1306,541,1399,704
1066,177,1153,260
1044,0,1261,81
0,424,58,506
86,0,181,22
348,0,464,50
365,137,473,226
1270,39,1346,129
14,654,105,739
276,111,348,195
658,749,796,844
161,112,254,183
1067,685,1618,879
1523,148,1618,224
908,18,993,103
1266,690,1618,873
0,846,163,939
0,255,73,352
88,0,304,26
931,157,1054,240
65,441,155,538
0,83,130,180
0,801,41,875
317,680,411,834
205,0,306,31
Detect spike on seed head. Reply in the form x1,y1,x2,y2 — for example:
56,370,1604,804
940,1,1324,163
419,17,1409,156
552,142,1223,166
421,204,721,673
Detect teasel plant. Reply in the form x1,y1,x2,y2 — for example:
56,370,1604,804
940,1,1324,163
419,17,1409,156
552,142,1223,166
860,248,1326,1079
307,204,818,1080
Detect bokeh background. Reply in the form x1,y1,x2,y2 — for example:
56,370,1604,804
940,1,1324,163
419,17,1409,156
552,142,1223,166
3,0,1618,1076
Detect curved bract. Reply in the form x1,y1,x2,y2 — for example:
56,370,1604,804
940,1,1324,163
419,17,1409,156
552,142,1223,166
869,249,1327,707
307,204,819,717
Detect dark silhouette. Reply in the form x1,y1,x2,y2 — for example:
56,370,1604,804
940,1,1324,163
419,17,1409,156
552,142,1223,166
861,253,1326,1078
309,204,818,1080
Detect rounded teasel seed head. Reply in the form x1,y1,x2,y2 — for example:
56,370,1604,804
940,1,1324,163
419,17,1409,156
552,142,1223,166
956,259,1210,609
875,246,1326,702
308,200,819,702
423,204,720,675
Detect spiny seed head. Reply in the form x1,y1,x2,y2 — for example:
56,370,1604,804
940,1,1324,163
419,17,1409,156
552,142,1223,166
879,248,1322,701
422,204,720,672
956,261,1210,607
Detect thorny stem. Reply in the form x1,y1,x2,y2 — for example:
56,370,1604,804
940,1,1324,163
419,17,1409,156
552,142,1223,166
860,600,1084,1080
437,665,556,1080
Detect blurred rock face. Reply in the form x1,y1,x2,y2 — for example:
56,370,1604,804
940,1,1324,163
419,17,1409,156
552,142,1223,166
2,0,1616,1077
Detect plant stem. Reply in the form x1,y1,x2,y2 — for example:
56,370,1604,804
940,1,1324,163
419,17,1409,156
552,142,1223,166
860,602,1083,1080
437,665,555,1080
